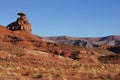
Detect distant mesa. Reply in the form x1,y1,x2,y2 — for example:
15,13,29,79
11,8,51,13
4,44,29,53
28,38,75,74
6,12,32,33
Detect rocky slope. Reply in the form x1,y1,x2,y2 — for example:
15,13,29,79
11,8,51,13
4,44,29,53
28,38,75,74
42,35,120,47
0,24,120,80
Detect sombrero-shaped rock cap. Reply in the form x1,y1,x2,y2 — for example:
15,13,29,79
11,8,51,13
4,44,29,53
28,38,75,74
17,12,26,16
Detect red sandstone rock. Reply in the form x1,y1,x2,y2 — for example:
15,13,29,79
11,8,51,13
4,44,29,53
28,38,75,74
6,12,32,33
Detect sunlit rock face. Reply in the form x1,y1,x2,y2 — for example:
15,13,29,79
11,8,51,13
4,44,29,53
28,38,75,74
7,12,32,33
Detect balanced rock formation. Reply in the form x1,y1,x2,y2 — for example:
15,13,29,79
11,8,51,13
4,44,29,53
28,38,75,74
6,12,32,33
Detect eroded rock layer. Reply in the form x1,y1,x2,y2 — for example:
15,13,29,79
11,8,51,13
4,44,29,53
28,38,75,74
6,12,32,33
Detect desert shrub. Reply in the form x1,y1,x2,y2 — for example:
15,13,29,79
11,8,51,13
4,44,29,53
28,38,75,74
60,50,71,57
53,74,61,78
21,71,32,76
34,74,43,79
69,51,80,60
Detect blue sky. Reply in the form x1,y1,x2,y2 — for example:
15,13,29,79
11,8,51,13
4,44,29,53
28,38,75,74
0,0,120,37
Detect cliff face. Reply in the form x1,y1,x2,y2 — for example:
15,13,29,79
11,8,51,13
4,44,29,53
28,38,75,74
6,12,32,33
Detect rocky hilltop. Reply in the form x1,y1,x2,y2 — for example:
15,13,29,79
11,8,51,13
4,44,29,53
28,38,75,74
6,12,32,33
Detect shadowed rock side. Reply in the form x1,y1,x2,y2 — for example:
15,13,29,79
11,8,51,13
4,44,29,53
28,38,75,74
108,46,120,54
6,12,32,33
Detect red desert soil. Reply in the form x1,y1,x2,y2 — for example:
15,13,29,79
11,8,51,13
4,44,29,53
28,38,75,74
0,25,120,80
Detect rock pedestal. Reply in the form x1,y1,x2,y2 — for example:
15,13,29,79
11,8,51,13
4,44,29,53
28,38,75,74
6,12,32,33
